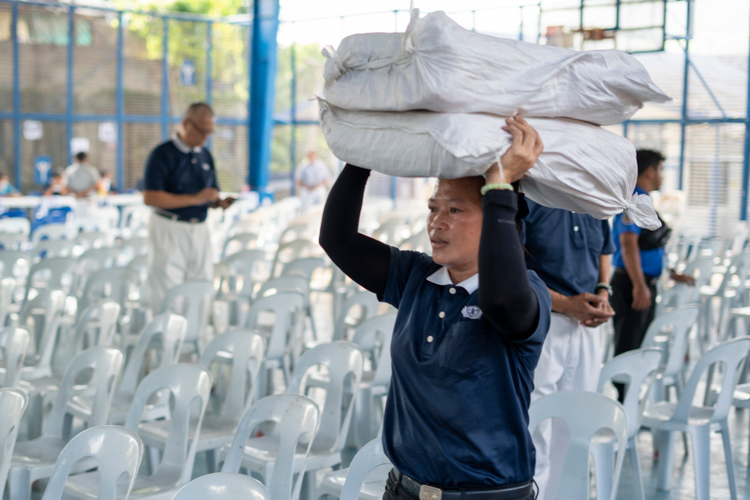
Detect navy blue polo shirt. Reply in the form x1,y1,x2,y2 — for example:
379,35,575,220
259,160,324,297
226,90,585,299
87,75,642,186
521,200,615,297
381,246,552,488
143,135,219,221
613,186,665,278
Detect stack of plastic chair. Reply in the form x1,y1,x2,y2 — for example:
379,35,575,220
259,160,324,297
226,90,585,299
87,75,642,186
239,342,363,500
222,233,260,259
137,329,265,473
592,348,662,500
22,257,78,303
8,346,124,500
317,437,392,500
0,327,30,387
0,252,32,302
17,289,67,381
257,275,313,342
0,277,17,326
0,233,29,251
711,251,750,345
173,473,270,500
118,236,148,266
0,388,27,495
643,337,750,500
30,223,74,247
0,218,30,236
119,205,151,238
40,426,143,500
222,394,320,500
529,391,628,500
222,249,267,326
76,247,120,293
160,280,214,358
270,239,318,278
331,291,381,343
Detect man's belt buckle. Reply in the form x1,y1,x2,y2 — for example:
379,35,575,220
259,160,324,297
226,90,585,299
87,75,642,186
419,485,442,500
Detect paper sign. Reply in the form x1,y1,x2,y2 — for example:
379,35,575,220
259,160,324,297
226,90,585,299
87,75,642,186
23,120,43,141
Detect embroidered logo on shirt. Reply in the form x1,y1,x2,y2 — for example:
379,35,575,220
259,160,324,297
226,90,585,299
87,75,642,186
202,163,211,171
461,306,483,320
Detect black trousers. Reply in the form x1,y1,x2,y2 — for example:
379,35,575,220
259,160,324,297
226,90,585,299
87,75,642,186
382,469,536,500
611,267,658,401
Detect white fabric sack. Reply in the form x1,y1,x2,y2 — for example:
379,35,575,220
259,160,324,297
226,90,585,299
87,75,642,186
319,99,660,229
322,10,670,126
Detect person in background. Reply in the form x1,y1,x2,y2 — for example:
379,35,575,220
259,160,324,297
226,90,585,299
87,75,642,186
63,152,100,198
611,149,695,401
295,149,331,212
0,174,21,197
142,102,235,312
43,171,68,196
98,171,117,195
522,202,615,500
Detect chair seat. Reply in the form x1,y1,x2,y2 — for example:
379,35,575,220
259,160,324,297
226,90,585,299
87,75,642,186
19,376,60,395
139,415,238,452
730,307,750,318
642,401,717,429
61,463,184,500
11,436,67,479
732,383,750,408
318,466,390,500
238,435,342,473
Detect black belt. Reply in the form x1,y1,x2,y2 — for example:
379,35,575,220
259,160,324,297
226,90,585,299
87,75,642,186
389,469,535,500
154,210,204,224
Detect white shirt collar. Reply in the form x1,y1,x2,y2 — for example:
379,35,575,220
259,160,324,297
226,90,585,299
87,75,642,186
426,267,479,294
172,133,202,154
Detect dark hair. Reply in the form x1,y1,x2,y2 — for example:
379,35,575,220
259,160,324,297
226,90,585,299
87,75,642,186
75,151,87,162
185,102,214,118
0,173,7,179
636,149,665,176
51,172,62,179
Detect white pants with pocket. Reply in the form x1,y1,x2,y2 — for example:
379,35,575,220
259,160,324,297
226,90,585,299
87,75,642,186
531,312,602,500
147,214,213,313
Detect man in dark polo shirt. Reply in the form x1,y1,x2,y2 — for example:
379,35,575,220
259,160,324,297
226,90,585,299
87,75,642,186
142,102,234,311
521,200,615,500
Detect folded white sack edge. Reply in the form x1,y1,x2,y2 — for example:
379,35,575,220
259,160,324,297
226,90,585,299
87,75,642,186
624,193,661,230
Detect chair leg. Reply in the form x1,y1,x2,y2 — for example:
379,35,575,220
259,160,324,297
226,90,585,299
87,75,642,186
721,421,738,500
206,449,218,474
299,470,318,500
690,426,711,500
7,467,31,500
655,430,675,491
590,439,614,500
147,446,161,475
628,436,646,500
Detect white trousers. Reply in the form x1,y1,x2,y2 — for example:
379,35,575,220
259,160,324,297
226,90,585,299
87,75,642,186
531,312,602,500
147,214,213,313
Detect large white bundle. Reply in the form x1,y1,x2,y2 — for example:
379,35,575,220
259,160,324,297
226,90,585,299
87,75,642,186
319,99,660,229
322,10,670,126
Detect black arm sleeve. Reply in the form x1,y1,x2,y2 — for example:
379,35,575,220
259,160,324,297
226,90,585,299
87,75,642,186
319,164,391,296
478,190,540,341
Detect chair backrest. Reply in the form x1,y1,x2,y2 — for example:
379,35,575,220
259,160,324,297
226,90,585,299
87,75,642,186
245,293,304,361
227,249,267,298
221,394,320,500
18,289,67,371
0,327,30,387
0,250,31,279
641,305,699,378
528,391,628,500
31,239,76,261
199,329,265,420
673,337,750,424
0,233,28,251
223,233,259,259
117,313,187,400
72,231,112,253
271,239,316,277
125,364,211,485
0,218,30,235
281,257,327,280
72,300,121,351
174,473,270,500
118,236,148,264
286,341,364,453
339,438,393,500
398,228,431,254
80,267,139,311
41,425,143,500
120,205,151,231
256,276,309,301
24,257,78,300
0,277,16,326
681,256,715,303
31,223,73,245
77,247,120,282
46,347,124,439
0,388,27,494
597,348,662,438
332,291,381,342
160,280,214,347
352,313,397,389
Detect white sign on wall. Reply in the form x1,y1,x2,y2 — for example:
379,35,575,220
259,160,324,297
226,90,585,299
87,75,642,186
22,120,43,141
98,122,117,143
71,137,90,155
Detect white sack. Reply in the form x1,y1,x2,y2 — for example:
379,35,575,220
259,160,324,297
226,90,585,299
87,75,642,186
322,10,670,126
319,99,660,229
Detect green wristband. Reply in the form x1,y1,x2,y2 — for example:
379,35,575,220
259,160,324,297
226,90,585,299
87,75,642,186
481,183,514,196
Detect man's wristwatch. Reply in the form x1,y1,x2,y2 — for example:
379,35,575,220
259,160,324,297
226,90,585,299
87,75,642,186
595,282,613,296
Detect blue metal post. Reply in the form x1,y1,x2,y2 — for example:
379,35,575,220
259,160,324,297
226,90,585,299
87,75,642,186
66,6,75,166
12,2,20,188
248,0,280,195
677,0,691,190
116,11,125,193
289,40,297,196
741,6,750,221
161,17,170,140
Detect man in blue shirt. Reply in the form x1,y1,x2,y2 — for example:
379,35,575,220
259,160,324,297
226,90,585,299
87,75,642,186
522,201,615,500
143,102,234,311
611,149,693,400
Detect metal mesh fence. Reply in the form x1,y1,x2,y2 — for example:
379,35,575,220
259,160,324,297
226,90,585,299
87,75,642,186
123,122,161,190
123,13,163,116
20,120,66,192
168,19,208,116
212,125,247,192
0,120,13,178
211,23,249,119
0,3,12,113
73,11,117,115
72,121,116,178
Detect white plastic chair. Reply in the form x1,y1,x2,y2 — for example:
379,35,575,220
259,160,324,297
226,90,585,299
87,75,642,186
8,346,124,500
317,438,392,500
0,251,31,282
331,291,381,342
174,473,270,500
31,223,73,246
222,233,260,259
160,280,214,358
22,257,78,302
120,206,151,237
0,233,28,251
41,425,143,500
67,313,187,426
17,289,67,381
118,236,148,266
222,394,320,500
592,348,662,500
0,277,17,326
281,257,327,281
528,391,628,500
245,292,305,396
78,267,139,312
72,231,112,254
0,218,30,235
642,337,750,500
271,239,318,278
223,249,268,326
0,388,27,496
240,342,364,500
76,247,120,292
137,329,265,473
31,239,76,261
0,327,30,387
